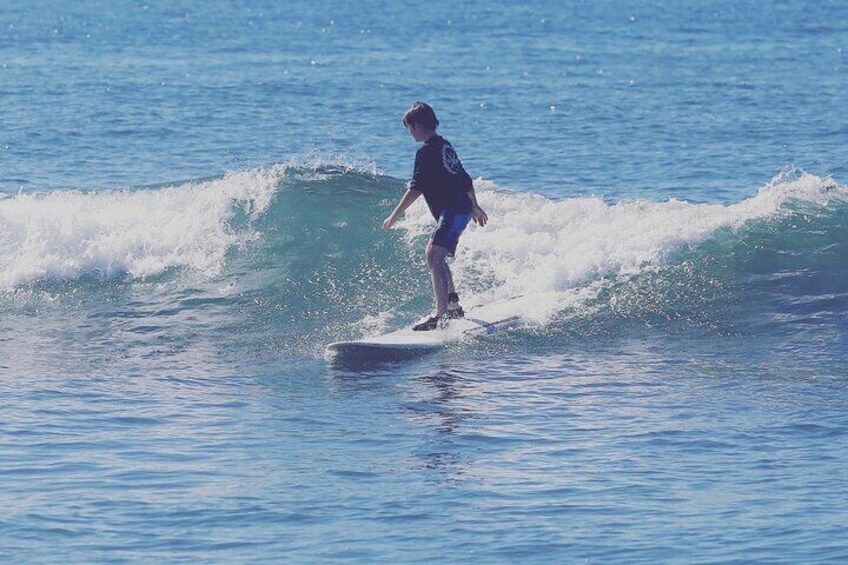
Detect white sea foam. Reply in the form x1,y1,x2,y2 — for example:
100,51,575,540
397,168,845,324
0,167,284,289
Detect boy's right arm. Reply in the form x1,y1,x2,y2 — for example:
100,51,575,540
382,187,422,230
467,184,488,227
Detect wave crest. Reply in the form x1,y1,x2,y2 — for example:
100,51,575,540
0,167,284,289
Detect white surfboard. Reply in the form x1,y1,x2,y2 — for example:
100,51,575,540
326,297,523,362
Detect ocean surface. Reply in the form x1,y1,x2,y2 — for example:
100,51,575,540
2,1,847,562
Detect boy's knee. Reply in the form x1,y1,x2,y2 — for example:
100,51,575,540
425,244,446,269
425,247,438,269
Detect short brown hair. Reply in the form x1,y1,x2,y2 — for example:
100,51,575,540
402,101,439,130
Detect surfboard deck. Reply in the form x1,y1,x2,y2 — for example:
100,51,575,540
326,298,523,362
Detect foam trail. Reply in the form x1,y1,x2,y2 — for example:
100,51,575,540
397,168,846,323
0,167,283,289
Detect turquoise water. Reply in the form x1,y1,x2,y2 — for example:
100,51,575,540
2,1,847,562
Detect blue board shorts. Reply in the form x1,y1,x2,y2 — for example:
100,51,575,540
431,210,472,257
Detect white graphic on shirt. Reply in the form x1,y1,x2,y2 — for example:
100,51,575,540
441,143,462,175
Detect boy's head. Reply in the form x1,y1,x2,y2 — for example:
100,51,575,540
402,101,439,131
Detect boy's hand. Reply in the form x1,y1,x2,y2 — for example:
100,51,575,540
382,215,396,231
472,205,488,227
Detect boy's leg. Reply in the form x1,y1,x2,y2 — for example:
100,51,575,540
444,266,466,319
444,261,456,297
443,263,464,316
417,210,471,328
425,242,451,316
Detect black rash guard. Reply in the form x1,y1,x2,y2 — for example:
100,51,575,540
408,134,474,220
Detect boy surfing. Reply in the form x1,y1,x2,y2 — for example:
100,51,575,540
382,102,488,331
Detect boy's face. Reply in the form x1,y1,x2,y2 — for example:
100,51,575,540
406,122,428,142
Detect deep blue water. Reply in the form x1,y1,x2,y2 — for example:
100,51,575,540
2,1,847,563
